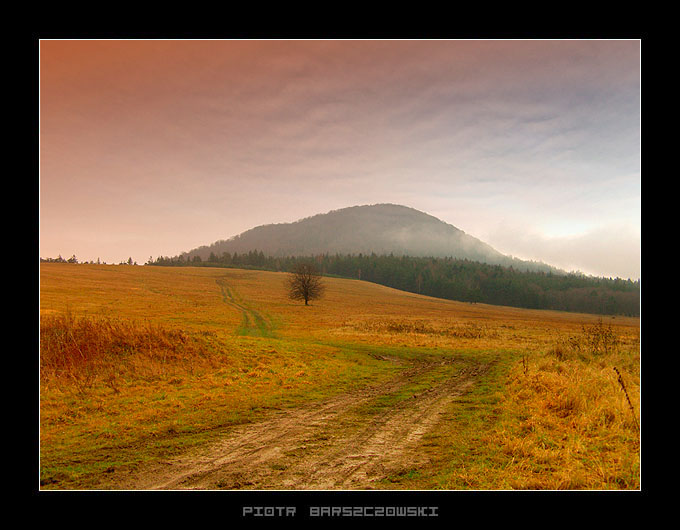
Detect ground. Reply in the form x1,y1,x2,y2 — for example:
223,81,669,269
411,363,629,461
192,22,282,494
39,264,640,490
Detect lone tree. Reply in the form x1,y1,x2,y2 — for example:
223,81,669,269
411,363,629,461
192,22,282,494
287,262,325,305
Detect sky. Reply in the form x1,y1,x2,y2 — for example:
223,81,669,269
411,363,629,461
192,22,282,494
40,39,641,279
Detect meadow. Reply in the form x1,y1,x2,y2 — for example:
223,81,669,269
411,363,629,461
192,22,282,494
39,263,640,489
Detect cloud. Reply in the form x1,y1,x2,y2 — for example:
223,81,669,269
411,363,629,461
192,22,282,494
485,222,641,279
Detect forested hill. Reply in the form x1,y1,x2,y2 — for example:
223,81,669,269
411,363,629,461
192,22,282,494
181,204,558,274
150,252,640,317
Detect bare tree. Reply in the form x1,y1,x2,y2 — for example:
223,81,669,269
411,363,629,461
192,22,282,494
287,262,325,305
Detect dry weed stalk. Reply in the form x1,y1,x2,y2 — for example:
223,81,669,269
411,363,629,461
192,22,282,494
613,366,639,431
583,319,618,355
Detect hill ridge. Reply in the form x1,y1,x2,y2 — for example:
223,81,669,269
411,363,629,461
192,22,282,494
181,204,558,274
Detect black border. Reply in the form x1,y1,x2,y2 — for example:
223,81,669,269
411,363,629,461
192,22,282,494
30,28,652,521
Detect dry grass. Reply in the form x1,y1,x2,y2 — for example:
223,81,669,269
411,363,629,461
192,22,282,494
39,263,641,490
495,337,640,489
40,312,206,390
417,320,641,490
351,318,497,339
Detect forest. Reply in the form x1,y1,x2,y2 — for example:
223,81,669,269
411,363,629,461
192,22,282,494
148,251,640,316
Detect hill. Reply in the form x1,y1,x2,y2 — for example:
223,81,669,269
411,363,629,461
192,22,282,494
181,204,558,273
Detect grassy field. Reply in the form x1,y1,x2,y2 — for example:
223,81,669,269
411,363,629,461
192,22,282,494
39,263,640,489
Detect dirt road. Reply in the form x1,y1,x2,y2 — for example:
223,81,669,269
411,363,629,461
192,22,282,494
122,357,489,490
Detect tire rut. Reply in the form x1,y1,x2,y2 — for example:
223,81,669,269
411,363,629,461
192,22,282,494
216,278,274,337
123,358,489,490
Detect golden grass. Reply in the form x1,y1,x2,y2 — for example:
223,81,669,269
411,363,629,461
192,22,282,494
495,341,639,488
387,320,640,490
39,263,640,489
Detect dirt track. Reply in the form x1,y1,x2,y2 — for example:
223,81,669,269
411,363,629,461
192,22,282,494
122,357,489,490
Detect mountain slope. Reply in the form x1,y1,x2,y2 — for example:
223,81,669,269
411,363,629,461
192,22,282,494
183,204,558,273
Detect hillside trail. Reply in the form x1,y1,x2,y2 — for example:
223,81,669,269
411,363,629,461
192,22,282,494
216,277,275,337
119,356,490,490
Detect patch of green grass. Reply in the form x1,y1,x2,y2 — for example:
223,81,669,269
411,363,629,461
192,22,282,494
382,467,423,484
353,362,464,417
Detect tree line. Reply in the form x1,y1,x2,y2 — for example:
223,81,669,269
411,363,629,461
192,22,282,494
148,251,640,316
40,255,137,265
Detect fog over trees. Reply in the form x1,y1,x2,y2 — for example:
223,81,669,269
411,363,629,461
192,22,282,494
145,204,639,316
180,204,559,275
